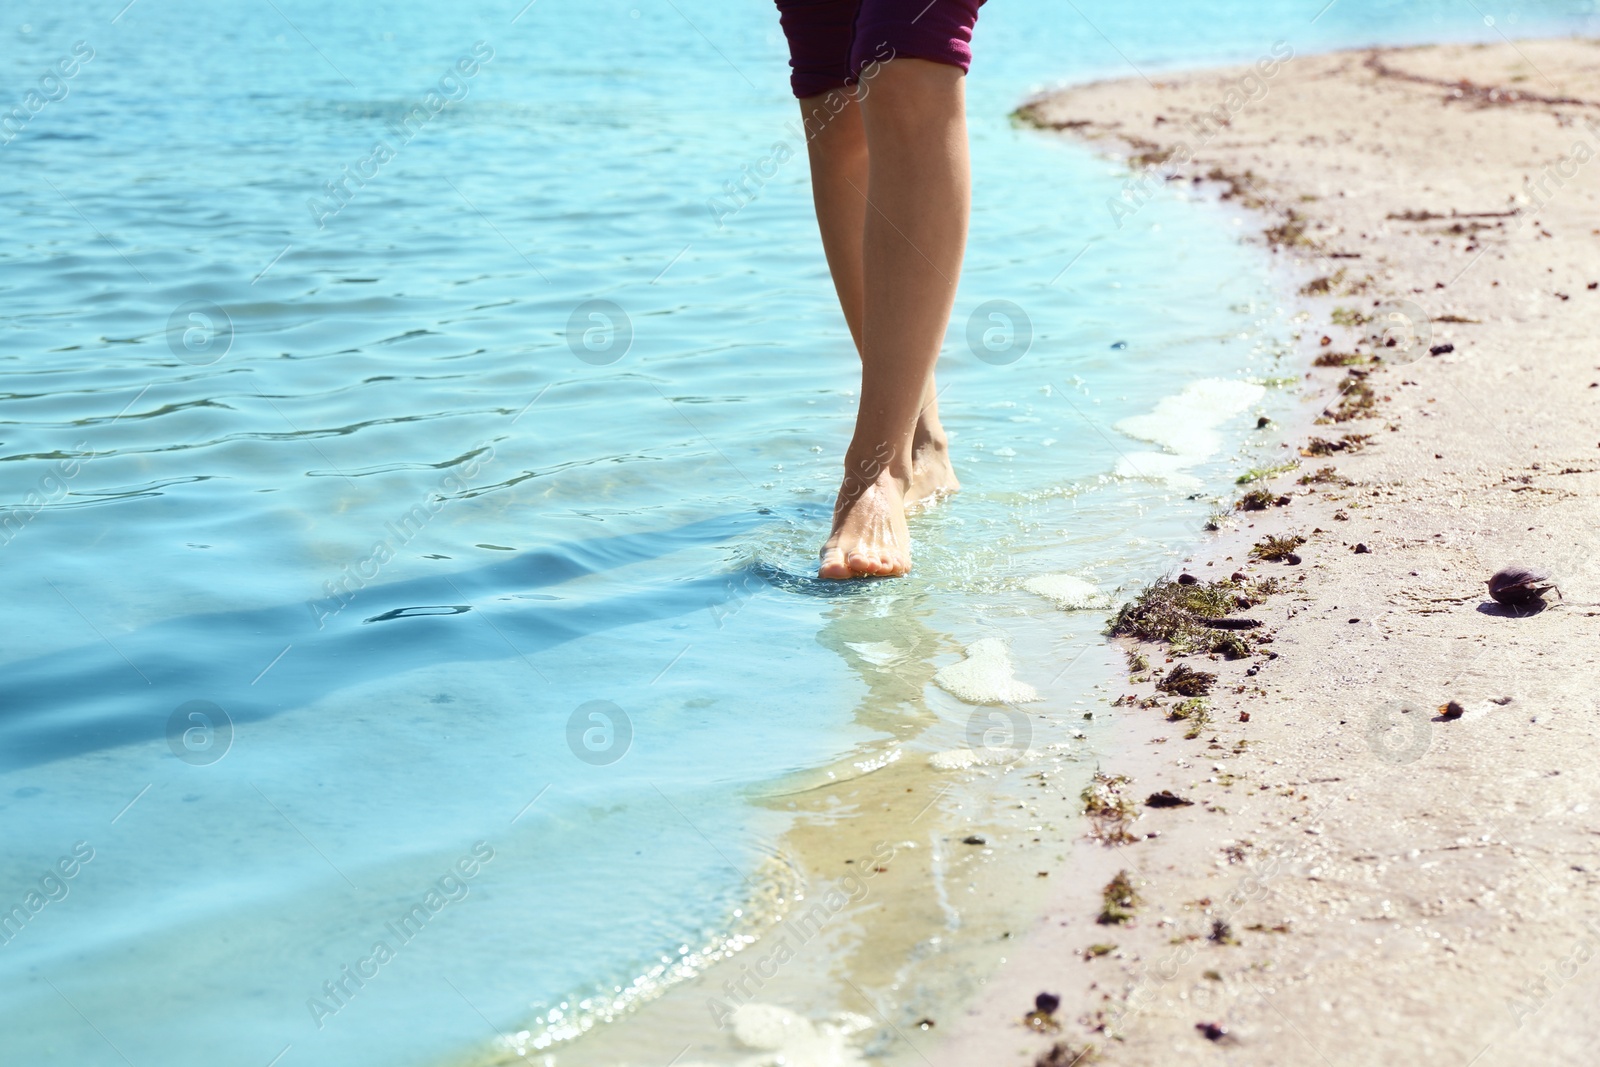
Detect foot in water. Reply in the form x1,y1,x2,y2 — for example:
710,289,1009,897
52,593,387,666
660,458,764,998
907,422,958,509
818,465,912,579
819,400,959,579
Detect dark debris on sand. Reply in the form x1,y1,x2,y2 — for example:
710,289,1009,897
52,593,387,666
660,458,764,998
1035,1041,1098,1066
1108,576,1281,656
1486,565,1558,607
1158,663,1216,697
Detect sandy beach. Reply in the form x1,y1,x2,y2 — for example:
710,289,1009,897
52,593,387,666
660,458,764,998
536,36,1600,1067
15,9,1600,1064
919,36,1600,1066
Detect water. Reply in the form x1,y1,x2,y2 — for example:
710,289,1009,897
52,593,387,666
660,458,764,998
2,0,1593,1064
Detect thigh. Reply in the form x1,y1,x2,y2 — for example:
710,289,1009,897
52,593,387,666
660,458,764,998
851,0,984,83
774,0,863,99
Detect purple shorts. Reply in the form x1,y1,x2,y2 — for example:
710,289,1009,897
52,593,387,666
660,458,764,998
774,0,985,99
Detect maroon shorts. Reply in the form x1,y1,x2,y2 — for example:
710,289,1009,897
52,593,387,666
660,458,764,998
774,0,985,99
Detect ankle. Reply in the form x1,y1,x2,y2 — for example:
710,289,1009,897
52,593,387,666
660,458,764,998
912,426,949,454
841,441,910,493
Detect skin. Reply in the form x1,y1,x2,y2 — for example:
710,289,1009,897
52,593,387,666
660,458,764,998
800,58,970,579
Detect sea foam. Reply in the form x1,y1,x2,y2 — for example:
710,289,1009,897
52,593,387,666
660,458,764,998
932,638,1040,705
1113,377,1266,486
1022,573,1109,610
726,1004,872,1065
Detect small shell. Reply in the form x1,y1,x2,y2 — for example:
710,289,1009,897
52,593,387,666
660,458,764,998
1486,566,1554,606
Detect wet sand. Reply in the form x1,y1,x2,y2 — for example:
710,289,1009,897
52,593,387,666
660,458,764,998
451,621,1133,1067
929,37,1600,1067
446,37,1600,1067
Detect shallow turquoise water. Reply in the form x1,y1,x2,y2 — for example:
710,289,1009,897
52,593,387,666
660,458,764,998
2,0,1593,1064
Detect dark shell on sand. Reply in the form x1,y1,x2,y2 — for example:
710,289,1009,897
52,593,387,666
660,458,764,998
1486,566,1555,606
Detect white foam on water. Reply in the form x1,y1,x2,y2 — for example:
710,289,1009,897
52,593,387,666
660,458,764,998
928,747,1028,771
729,1004,872,1065
1112,377,1266,485
1021,574,1109,611
842,640,902,667
932,638,1040,705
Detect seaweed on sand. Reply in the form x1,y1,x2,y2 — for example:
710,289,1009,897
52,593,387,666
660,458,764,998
1081,772,1138,845
1236,461,1299,485
1098,870,1142,925
1036,1042,1099,1067
1235,488,1279,512
1298,466,1352,486
1320,371,1377,422
1264,210,1310,248
1250,534,1306,562
1312,350,1371,367
1157,664,1216,697
1301,433,1371,456
1298,270,1345,296
1107,577,1279,656
1169,697,1213,739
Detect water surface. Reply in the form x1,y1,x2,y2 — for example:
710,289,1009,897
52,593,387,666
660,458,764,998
2,0,1592,1063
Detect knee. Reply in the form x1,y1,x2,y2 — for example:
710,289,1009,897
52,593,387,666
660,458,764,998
860,58,964,129
800,92,866,160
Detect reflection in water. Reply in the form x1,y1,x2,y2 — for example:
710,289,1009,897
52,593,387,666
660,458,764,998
816,589,948,726
363,604,472,622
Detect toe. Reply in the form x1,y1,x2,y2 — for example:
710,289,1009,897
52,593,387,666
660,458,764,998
847,549,883,576
818,545,853,580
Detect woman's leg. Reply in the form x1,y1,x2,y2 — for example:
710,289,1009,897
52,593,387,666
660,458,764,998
816,57,969,578
798,94,869,351
803,94,960,511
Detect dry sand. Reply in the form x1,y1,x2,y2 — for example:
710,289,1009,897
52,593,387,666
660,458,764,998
923,37,1600,1067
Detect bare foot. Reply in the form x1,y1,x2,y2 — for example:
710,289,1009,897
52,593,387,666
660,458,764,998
819,467,911,579
907,427,958,510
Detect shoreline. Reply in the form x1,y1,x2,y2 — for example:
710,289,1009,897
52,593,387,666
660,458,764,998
934,36,1600,1066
